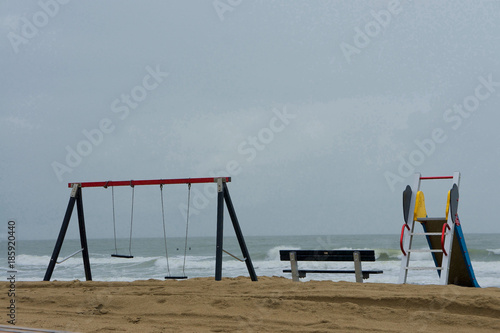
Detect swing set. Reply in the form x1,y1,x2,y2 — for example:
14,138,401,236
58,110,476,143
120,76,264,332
43,177,257,282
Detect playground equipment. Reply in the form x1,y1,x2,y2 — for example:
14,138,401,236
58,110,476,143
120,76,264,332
43,177,258,282
160,183,192,280
399,172,479,287
109,184,135,259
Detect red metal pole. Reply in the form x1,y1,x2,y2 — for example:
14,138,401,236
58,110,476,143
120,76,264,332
400,223,410,256
419,176,453,180
441,223,451,256
68,177,231,188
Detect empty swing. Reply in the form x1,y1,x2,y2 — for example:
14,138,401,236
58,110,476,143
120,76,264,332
162,183,191,280
109,182,135,259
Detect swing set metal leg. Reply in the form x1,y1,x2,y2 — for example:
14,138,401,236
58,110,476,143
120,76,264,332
215,179,225,281
215,180,258,282
44,185,92,281
223,183,257,282
76,188,92,281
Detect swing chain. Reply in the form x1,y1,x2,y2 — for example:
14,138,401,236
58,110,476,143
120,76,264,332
111,186,118,255
160,184,171,276
128,184,135,257
182,183,192,276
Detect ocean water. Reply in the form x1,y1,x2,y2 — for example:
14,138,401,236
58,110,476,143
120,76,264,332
3,234,500,288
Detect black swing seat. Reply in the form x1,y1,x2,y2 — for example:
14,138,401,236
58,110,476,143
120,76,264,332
111,254,134,259
165,276,188,280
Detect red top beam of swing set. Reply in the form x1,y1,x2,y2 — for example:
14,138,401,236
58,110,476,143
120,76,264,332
68,177,231,188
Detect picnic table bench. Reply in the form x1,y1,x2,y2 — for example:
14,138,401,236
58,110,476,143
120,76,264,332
280,250,383,282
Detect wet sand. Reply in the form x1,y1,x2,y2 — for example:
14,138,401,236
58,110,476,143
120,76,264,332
2,277,500,332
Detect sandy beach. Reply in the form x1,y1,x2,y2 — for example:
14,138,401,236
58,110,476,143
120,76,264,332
1,277,500,332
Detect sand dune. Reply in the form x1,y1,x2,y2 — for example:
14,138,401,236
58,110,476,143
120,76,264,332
2,277,500,332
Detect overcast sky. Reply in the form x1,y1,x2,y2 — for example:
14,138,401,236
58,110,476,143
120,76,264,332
1,1,500,242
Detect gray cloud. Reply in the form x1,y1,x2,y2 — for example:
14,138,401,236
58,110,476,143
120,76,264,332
2,0,500,240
